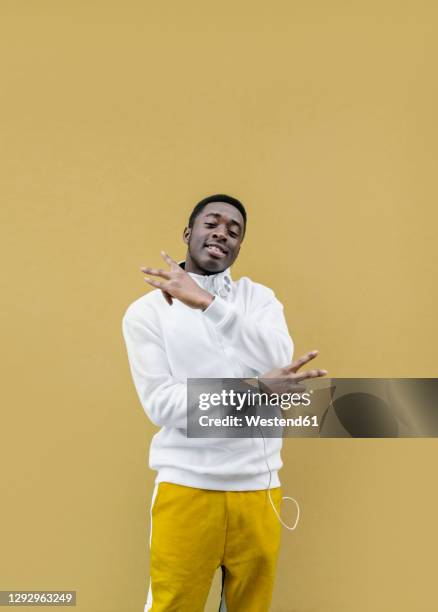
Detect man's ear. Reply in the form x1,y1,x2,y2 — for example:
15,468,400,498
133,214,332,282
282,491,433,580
183,226,191,245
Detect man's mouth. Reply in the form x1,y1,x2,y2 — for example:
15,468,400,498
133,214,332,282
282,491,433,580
205,243,228,258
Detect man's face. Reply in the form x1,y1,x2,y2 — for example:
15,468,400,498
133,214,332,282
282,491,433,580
183,202,244,275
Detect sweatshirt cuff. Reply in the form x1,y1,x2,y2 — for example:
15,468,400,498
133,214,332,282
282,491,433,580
202,295,233,326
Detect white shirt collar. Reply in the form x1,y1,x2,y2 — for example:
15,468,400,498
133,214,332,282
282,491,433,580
178,260,232,299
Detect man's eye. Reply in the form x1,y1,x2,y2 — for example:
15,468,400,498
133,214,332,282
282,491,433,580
205,223,216,228
229,231,238,238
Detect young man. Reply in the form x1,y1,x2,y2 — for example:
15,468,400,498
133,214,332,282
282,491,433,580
122,194,327,612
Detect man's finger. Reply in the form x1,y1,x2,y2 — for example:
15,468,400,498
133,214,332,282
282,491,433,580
161,250,178,267
140,266,171,279
144,277,167,290
287,350,319,373
293,368,328,383
162,290,173,306
282,381,307,394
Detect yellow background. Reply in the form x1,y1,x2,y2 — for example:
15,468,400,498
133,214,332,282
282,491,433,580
1,1,437,611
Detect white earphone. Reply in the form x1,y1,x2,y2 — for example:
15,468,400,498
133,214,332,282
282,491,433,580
259,425,300,531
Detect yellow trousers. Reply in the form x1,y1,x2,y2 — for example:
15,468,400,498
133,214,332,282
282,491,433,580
145,481,283,611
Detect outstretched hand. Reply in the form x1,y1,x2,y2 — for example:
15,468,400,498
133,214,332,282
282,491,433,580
140,251,214,310
259,349,328,395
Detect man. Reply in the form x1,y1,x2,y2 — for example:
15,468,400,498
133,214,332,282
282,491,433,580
122,194,327,612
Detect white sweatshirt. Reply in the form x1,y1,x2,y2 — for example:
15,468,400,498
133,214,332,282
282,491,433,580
122,262,294,491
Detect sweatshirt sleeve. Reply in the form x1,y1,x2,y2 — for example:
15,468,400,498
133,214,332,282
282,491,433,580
201,284,294,375
122,311,188,430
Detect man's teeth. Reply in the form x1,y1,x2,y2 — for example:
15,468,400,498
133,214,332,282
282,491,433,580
207,245,225,254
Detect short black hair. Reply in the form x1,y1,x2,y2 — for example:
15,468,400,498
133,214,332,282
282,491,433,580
188,194,247,239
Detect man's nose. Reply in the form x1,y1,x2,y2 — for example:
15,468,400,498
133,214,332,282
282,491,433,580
211,227,227,241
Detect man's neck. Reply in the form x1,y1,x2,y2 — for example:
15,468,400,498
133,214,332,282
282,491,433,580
183,259,218,276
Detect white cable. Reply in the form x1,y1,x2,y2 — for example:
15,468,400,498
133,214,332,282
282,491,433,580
259,424,300,531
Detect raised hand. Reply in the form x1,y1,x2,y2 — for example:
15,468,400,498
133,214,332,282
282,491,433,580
140,251,215,310
259,350,328,395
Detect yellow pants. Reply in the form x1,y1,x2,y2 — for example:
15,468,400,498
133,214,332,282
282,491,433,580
145,481,283,612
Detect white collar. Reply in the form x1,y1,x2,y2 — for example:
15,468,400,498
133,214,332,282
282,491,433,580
178,260,233,299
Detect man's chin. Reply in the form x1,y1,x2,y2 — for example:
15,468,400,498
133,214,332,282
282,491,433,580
199,255,229,274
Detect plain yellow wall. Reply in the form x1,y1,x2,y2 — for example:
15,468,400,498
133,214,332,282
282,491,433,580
1,2,437,611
